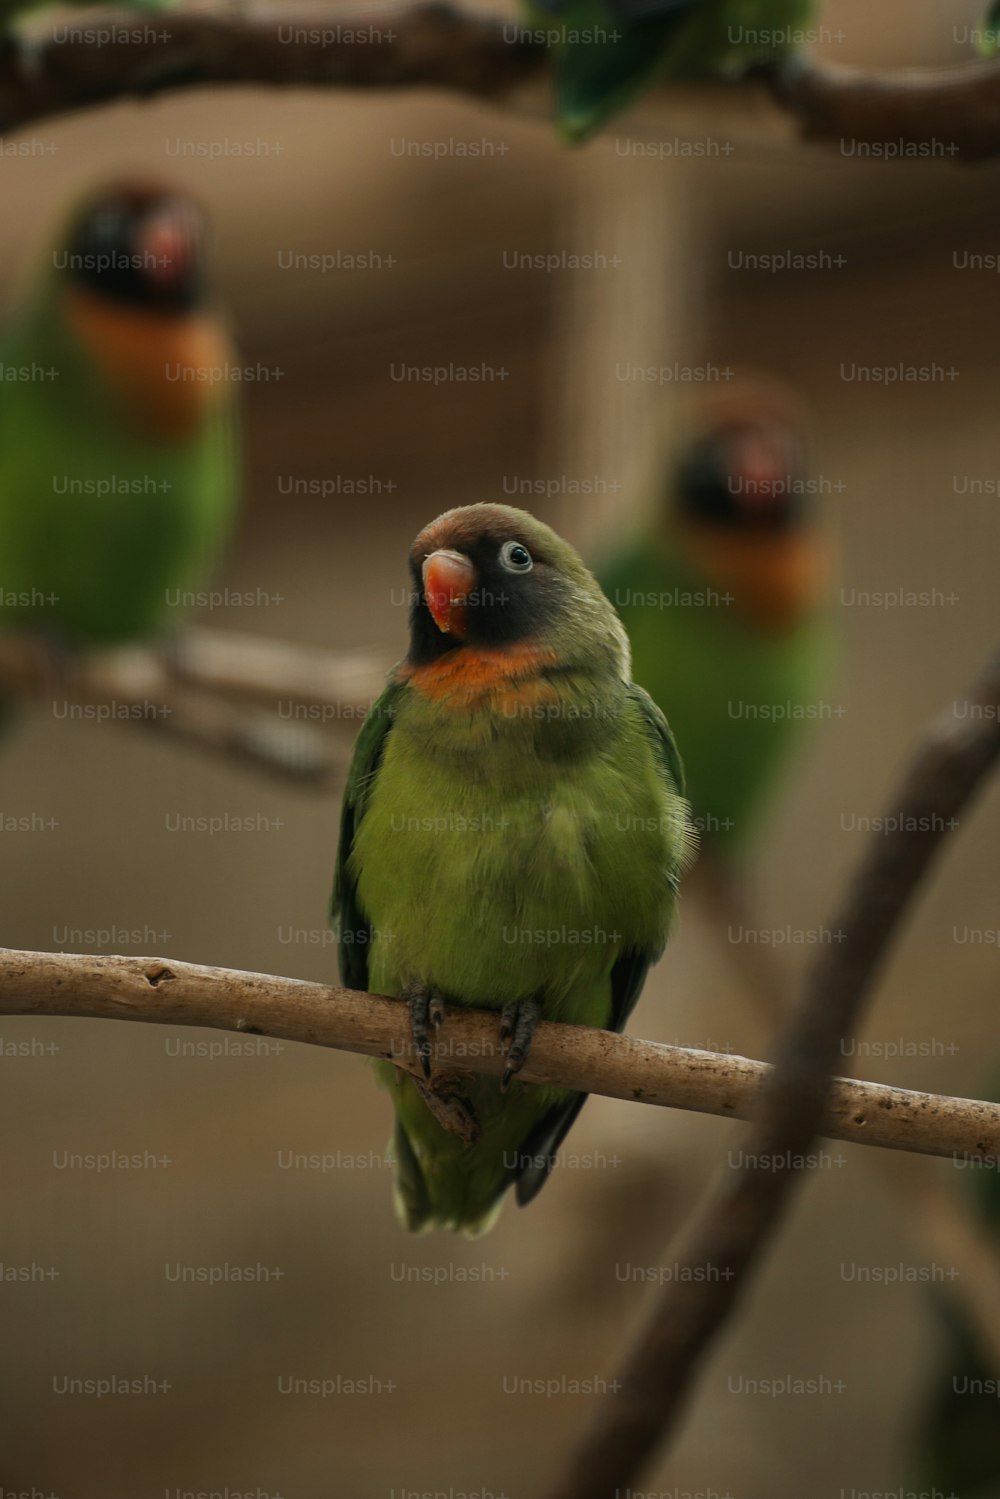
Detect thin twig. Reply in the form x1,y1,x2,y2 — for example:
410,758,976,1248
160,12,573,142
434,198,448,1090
0,632,386,787
542,644,1000,1499
0,946,997,1162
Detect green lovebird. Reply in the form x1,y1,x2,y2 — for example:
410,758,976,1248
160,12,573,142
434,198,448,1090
523,0,815,142
332,503,693,1234
912,1083,1000,1496
597,383,830,855
978,3,1000,54
0,180,237,650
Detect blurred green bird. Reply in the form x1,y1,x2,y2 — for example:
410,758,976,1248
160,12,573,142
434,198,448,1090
978,3,1000,54
0,180,237,652
332,503,693,1234
597,382,832,855
912,1096,1000,1498
0,0,172,33
523,0,815,142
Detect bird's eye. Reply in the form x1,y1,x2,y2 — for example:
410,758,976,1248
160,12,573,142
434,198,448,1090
499,541,533,573
91,208,121,244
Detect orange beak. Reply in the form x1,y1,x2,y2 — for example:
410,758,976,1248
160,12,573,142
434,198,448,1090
731,428,796,514
138,203,199,290
422,549,476,638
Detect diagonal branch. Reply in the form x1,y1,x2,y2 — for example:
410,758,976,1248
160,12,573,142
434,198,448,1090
4,7,1000,162
0,945,997,1162
0,631,387,787
694,853,1000,1376
541,646,1000,1499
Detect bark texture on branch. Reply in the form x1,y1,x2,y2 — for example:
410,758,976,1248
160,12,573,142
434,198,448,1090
0,946,997,1163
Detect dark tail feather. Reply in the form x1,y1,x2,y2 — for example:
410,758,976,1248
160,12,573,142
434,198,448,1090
514,1092,590,1207
392,1118,432,1232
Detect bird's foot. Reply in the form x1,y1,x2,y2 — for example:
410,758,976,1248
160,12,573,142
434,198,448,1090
499,997,541,1092
413,1073,481,1144
403,980,446,1078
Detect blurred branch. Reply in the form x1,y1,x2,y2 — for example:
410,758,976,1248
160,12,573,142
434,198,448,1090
0,3,547,134
694,852,1000,1375
767,54,1000,164
543,642,1000,1499
0,631,387,788
3,7,1000,163
0,945,998,1161
167,627,386,714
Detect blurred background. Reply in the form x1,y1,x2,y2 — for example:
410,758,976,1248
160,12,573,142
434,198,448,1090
2,0,1000,1494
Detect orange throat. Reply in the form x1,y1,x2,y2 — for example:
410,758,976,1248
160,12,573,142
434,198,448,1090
400,642,561,713
678,524,828,633
63,287,232,441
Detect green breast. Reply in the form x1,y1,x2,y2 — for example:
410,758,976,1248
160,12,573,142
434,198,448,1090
605,545,829,848
352,683,680,1023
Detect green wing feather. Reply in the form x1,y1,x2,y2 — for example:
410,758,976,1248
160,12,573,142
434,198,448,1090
541,0,699,143
330,677,438,1218
626,679,688,825
330,677,402,992
515,683,687,1205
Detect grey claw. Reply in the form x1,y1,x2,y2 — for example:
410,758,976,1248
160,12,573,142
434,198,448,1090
405,982,447,1077
499,998,541,1088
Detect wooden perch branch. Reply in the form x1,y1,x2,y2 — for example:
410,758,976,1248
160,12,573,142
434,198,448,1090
0,631,387,787
2,647,999,1499
167,627,387,715
0,946,998,1164
542,645,1000,1499
3,6,1000,162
